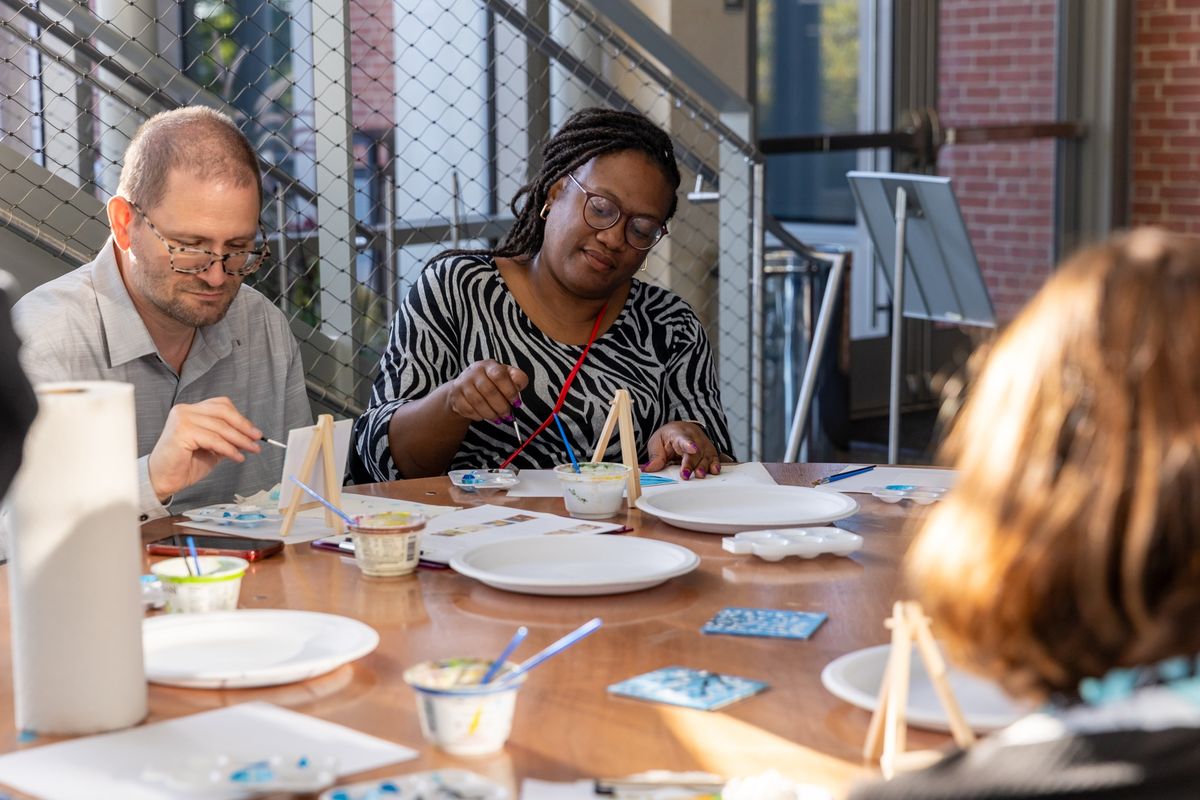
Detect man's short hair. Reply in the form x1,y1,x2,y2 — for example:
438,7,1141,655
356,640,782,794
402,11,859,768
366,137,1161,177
115,106,262,211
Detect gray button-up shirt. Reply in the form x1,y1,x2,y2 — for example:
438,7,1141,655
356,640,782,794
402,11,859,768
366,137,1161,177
13,239,312,519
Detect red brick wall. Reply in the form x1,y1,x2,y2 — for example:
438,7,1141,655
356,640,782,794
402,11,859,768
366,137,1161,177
937,1,1058,323
1131,0,1200,233
349,0,395,133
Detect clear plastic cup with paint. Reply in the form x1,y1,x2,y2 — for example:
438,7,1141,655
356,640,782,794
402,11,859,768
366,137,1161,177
554,462,630,519
347,511,426,578
402,657,527,756
150,556,249,613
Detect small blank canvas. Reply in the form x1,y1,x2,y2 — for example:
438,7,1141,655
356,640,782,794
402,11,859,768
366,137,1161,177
276,418,353,511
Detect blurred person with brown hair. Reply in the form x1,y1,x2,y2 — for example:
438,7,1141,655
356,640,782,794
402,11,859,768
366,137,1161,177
852,227,1200,799
13,107,310,521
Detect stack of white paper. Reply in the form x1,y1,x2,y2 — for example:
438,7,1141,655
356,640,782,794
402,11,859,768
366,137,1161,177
0,702,416,800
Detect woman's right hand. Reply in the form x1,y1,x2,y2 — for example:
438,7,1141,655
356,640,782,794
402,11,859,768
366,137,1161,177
445,360,529,422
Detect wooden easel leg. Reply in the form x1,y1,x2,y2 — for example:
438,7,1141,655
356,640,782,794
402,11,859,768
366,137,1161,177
864,600,976,778
905,601,975,748
589,389,642,504
614,391,641,504
592,400,620,462
880,602,911,779
863,660,892,761
317,416,344,534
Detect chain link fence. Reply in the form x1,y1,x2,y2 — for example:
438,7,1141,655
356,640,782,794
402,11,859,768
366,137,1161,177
0,0,763,456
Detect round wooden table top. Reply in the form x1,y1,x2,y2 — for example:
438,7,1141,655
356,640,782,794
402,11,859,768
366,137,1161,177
0,463,951,798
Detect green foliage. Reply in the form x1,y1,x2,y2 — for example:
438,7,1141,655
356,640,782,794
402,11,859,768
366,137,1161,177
820,1,859,130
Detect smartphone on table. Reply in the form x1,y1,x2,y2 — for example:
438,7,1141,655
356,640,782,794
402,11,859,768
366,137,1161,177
146,534,283,561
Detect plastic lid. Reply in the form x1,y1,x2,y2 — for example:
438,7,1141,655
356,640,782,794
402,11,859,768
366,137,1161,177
349,510,426,533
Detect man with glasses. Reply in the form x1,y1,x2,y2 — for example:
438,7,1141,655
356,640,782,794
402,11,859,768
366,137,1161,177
14,106,311,520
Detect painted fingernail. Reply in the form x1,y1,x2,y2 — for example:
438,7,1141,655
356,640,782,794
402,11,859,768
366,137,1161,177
681,468,692,480
503,415,514,422
713,463,722,474
640,461,651,469
513,398,522,408
492,418,503,424
696,468,706,478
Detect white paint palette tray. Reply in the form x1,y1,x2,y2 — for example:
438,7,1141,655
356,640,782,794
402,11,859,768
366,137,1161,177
721,527,863,561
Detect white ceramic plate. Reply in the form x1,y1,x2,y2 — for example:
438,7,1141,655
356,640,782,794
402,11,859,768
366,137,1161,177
635,484,859,534
449,535,699,596
143,610,379,689
820,644,1025,732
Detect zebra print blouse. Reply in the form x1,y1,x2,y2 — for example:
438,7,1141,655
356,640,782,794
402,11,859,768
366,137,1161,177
350,254,734,481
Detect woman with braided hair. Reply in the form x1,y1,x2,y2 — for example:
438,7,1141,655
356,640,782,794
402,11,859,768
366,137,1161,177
351,107,733,481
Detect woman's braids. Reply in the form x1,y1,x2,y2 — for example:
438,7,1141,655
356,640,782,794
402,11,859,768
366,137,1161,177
431,107,681,265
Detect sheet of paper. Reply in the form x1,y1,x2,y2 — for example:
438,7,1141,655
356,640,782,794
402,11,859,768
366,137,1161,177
421,504,624,564
815,466,957,494
639,461,777,495
176,495,461,544
277,418,354,511
0,702,416,800
506,462,777,498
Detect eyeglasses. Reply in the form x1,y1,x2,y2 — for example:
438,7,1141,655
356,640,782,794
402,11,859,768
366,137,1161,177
566,173,667,251
127,200,269,277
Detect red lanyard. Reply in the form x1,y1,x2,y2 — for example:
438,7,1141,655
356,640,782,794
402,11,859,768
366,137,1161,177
498,303,608,469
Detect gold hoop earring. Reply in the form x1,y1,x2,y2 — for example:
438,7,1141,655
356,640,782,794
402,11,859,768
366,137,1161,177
539,203,550,219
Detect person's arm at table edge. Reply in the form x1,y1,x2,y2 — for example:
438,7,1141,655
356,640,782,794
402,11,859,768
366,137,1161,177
657,306,737,474
361,261,478,479
384,383,473,478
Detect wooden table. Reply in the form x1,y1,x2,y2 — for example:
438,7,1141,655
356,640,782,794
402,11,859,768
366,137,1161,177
0,464,949,798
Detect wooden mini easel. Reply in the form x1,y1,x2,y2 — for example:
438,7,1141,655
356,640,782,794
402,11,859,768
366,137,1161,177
590,388,641,504
864,600,976,779
280,413,345,537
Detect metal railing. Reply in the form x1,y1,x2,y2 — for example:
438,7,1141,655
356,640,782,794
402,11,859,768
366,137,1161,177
0,0,767,455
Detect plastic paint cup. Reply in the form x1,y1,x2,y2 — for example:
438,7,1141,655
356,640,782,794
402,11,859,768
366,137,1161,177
347,511,425,578
402,658,526,756
150,556,249,614
554,462,631,519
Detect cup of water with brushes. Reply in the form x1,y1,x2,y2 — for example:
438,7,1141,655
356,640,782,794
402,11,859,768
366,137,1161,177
402,619,601,755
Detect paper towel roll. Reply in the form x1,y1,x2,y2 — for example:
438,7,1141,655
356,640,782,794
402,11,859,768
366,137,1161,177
6,381,147,734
